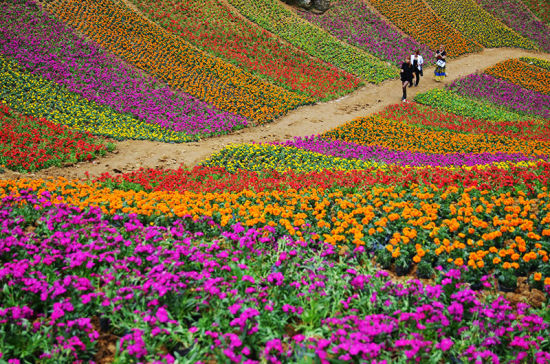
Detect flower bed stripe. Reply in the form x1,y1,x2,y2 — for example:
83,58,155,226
485,58,550,95
227,0,399,82
368,0,482,57
43,0,311,123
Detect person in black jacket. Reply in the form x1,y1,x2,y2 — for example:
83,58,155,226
400,57,414,101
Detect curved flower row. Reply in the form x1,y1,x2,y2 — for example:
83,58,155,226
520,56,550,71
368,0,482,57
199,144,378,173
0,1,248,137
128,0,360,100
475,0,550,51
0,103,112,172
44,0,310,123
520,0,550,25
414,88,535,121
2,177,550,287
226,0,399,82
448,73,550,119
1,192,548,362
0,56,193,142
380,102,550,141
322,114,550,156
278,136,547,167
296,0,432,66
485,58,550,95
423,0,537,48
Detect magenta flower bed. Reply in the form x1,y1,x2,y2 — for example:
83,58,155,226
1,191,549,362
277,136,548,167
0,1,247,136
475,0,550,52
448,73,550,119
297,0,432,65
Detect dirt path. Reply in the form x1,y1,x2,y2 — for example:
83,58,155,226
4,48,550,181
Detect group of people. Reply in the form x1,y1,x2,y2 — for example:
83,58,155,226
400,45,446,102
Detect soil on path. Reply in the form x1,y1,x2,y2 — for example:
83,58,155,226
4,48,550,181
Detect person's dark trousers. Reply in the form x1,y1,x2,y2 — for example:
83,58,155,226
402,85,407,100
413,69,421,86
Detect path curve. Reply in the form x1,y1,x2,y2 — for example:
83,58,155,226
5,48,550,180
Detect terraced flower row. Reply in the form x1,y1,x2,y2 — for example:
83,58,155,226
227,0,399,82
94,160,550,199
448,73,550,119
2,174,550,288
44,0,310,123
521,57,550,71
296,0,432,66
368,0,482,57
322,114,550,156
380,102,550,141
2,193,549,362
0,1,247,137
520,0,550,25
0,104,113,172
0,56,193,142
129,0,360,100
423,0,537,49
414,89,537,122
475,0,550,51
485,58,550,95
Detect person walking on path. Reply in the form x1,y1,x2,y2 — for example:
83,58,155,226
400,57,414,101
410,50,424,86
434,45,447,82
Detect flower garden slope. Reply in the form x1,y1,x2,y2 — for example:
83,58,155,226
448,73,550,119
295,0,432,66
368,0,482,57
380,102,550,142
485,59,550,95
414,89,538,122
520,0,550,25
322,114,550,156
0,56,192,142
2,192,549,361
521,57,550,71
128,0,360,101
0,104,111,172
423,0,538,49
0,0,247,137
475,0,550,52
227,0,398,82
3,176,550,291
44,0,310,123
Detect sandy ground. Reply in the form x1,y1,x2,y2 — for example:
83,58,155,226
3,48,550,181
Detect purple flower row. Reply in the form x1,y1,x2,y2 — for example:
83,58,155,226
277,136,547,167
297,0,432,66
0,1,247,136
448,73,550,119
0,191,549,362
475,0,550,52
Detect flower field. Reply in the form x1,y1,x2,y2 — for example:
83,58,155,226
226,0,399,82
294,0,432,66
448,73,550,119
43,0,311,124
368,0,483,57
2,1,550,362
0,104,113,172
423,0,537,49
475,0,550,52
128,0,361,100
485,58,550,95
521,0,550,25
0,1,248,138
0,56,193,142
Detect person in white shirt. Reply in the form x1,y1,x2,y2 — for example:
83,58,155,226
410,50,424,87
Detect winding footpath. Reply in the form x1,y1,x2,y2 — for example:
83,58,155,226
5,48,550,180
